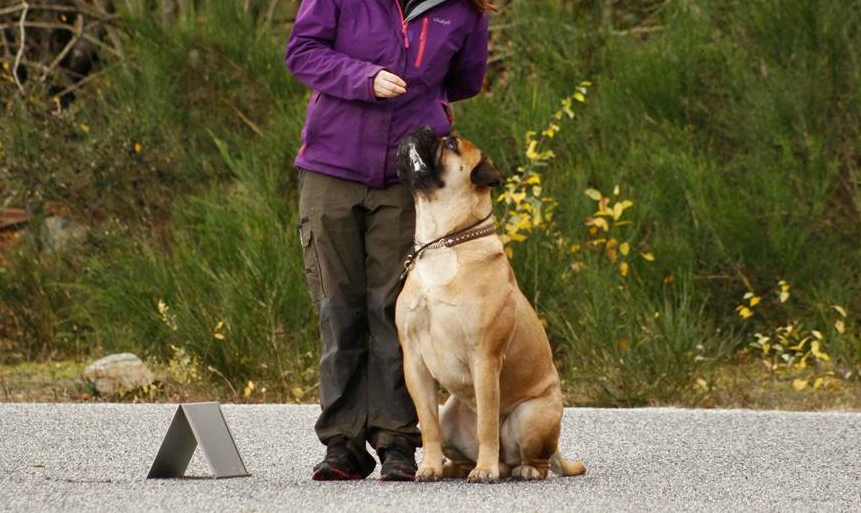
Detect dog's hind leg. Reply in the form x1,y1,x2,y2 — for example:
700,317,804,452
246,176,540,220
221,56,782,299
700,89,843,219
501,393,564,480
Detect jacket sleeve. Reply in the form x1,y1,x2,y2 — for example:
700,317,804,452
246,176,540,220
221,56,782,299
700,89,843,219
444,13,490,102
285,0,384,102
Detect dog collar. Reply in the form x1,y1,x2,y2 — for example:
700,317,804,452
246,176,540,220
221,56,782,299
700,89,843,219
412,219,497,252
400,212,496,284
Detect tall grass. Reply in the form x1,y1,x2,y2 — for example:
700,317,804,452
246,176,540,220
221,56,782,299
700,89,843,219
1,0,860,401
456,0,861,400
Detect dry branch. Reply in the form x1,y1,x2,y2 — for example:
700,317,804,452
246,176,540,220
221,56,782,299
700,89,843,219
12,1,28,95
42,13,83,82
51,67,106,99
0,4,25,17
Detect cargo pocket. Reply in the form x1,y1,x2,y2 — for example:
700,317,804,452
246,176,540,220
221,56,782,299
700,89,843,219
298,217,325,302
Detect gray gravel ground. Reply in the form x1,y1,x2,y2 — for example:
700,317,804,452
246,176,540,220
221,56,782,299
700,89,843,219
1,403,860,512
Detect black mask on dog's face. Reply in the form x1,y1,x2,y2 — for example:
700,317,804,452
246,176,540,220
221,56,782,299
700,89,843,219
397,125,445,194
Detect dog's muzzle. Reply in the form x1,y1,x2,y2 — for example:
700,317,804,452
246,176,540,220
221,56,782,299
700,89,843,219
397,125,442,190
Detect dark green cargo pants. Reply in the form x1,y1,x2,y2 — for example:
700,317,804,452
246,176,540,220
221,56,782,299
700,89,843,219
297,169,420,474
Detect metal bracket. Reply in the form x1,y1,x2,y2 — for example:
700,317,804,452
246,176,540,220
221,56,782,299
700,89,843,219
146,402,250,479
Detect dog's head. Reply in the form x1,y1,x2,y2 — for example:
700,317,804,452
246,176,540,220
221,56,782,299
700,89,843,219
397,125,501,202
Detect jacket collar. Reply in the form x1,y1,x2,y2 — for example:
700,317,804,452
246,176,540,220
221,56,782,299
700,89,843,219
403,0,451,22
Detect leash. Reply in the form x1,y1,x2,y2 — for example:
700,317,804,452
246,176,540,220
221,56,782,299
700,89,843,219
399,211,496,283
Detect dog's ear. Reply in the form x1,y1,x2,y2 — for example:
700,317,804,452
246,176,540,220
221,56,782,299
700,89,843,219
470,159,501,188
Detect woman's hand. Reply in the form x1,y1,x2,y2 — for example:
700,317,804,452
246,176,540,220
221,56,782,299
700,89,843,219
374,70,407,99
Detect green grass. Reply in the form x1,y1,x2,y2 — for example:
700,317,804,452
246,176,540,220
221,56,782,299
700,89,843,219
1,0,860,404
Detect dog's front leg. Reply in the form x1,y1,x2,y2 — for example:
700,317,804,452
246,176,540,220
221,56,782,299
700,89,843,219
468,353,502,483
403,346,444,481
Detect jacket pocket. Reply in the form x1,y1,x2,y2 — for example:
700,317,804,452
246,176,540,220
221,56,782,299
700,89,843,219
298,218,325,302
305,91,324,145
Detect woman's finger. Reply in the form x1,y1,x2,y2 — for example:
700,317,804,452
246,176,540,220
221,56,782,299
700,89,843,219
384,81,407,95
379,70,407,88
375,82,396,98
374,71,407,98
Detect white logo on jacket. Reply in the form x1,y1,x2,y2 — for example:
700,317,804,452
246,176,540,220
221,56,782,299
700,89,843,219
433,17,451,25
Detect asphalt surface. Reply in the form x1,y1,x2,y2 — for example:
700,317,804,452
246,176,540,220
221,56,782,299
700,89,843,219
1,404,859,512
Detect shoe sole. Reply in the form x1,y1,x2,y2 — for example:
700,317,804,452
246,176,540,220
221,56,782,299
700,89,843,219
379,470,416,482
311,466,365,481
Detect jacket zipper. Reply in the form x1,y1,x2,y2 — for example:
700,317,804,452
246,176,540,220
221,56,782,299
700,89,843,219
414,17,429,67
393,0,409,48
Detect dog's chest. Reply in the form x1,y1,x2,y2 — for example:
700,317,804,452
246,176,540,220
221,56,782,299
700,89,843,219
421,336,475,398
405,296,481,399
413,250,460,289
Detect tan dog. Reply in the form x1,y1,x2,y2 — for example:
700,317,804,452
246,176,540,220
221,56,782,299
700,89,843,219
395,126,586,483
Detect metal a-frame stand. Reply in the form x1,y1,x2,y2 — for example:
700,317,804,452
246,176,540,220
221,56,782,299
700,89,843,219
147,402,250,479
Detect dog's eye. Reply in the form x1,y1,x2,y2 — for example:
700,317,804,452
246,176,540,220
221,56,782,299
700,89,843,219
445,137,458,151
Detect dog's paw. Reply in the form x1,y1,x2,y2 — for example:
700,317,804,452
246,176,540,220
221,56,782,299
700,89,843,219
512,465,545,481
466,466,499,484
415,465,443,482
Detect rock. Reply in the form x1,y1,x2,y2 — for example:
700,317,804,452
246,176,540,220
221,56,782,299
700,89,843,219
40,216,88,253
83,353,154,396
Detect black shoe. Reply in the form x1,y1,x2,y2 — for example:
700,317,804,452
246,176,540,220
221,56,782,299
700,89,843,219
378,444,417,481
312,436,367,481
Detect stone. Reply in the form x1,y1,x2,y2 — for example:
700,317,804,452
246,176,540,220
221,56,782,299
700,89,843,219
83,353,155,396
40,216,88,253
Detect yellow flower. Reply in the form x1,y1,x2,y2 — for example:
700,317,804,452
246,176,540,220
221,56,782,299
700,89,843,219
212,319,226,340
584,188,602,201
157,299,178,331
541,123,560,138
611,200,633,221
834,319,846,334
811,341,830,362
778,280,791,303
605,238,619,263
525,140,540,160
585,217,609,232
515,215,532,231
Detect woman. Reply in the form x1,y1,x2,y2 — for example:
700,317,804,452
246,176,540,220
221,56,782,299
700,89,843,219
285,0,493,481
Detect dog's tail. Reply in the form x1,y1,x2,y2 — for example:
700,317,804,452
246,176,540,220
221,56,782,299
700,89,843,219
550,451,586,477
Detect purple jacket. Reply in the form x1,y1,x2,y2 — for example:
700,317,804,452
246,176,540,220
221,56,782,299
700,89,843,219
285,0,489,188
